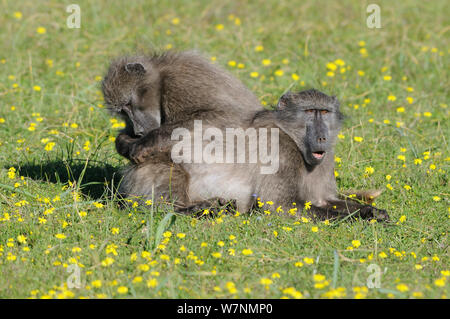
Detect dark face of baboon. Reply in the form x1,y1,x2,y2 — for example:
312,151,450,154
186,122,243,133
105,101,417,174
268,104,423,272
276,89,343,167
101,57,160,137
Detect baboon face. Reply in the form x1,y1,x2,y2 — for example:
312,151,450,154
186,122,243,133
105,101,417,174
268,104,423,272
277,89,343,167
102,58,160,137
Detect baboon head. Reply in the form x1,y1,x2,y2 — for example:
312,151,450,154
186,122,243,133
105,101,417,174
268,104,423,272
276,89,343,167
101,56,161,137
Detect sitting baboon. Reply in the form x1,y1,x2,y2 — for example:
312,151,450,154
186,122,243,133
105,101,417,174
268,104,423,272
116,88,389,221
102,50,262,210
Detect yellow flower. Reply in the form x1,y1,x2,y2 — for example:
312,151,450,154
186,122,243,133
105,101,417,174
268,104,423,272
36,27,46,34
225,282,237,294
132,276,143,284
55,233,66,240
387,94,396,101
117,286,128,294
101,257,114,267
44,142,55,151
326,62,337,71
352,240,361,248
163,231,172,238
354,136,363,142
17,235,27,244
303,257,314,265
242,249,253,256
93,202,104,208
171,17,180,25
311,226,319,233
262,59,271,66
291,73,300,81
215,24,224,31
260,278,273,286
91,280,102,288
147,278,158,288
313,274,326,282
379,252,387,258
396,283,409,292
254,45,264,52
13,11,23,19
250,71,259,78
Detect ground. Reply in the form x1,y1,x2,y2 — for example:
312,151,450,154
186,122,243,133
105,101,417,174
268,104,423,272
0,0,448,299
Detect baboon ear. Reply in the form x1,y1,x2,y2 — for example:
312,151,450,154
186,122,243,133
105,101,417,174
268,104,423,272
125,62,146,76
331,95,340,108
277,92,292,110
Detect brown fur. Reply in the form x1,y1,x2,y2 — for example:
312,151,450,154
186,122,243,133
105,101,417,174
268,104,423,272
102,50,261,210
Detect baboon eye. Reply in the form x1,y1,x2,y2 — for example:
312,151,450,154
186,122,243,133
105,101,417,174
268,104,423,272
320,110,329,114
305,109,315,114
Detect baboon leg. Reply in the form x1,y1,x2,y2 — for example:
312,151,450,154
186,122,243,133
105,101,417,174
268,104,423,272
303,200,389,222
175,198,236,216
118,160,190,207
118,161,237,215
326,200,389,221
305,205,349,221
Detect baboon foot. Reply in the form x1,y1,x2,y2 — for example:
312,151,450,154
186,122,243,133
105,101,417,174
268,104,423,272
358,205,390,222
176,198,235,216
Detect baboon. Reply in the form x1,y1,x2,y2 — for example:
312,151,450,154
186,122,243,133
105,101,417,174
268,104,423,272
102,50,261,209
115,87,389,221
101,51,261,162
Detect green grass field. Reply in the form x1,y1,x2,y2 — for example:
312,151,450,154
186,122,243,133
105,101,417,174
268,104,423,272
0,0,448,299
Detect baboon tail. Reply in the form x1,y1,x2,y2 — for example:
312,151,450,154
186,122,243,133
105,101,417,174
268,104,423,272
339,189,383,204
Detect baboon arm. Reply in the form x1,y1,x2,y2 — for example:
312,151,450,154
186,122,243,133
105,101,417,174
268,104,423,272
128,111,221,164
127,121,187,164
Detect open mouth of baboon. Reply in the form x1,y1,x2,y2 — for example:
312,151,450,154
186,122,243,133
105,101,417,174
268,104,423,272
312,151,325,159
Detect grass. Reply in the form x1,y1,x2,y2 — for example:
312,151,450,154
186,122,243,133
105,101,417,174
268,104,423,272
0,0,448,299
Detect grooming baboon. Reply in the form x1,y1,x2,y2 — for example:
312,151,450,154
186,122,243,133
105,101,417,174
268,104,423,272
102,50,261,209
115,87,389,221
101,51,261,162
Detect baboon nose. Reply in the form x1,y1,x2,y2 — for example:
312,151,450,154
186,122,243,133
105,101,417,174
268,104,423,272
318,137,326,143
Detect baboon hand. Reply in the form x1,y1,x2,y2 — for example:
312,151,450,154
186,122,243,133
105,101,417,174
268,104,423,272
115,133,139,159
129,136,159,164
